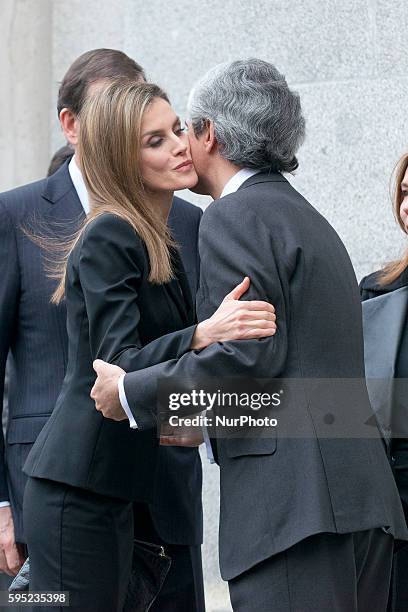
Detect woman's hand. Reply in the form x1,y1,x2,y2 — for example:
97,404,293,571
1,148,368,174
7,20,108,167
159,421,204,447
191,277,276,350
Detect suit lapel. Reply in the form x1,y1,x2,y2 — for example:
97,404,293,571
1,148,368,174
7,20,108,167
41,160,86,238
164,248,195,326
237,171,288,192
176,255,194,322
168,199,199,296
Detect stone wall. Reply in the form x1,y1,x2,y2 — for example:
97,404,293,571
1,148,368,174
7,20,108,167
0,0,52,190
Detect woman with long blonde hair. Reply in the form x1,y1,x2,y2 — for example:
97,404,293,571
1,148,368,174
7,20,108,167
22,80,277,610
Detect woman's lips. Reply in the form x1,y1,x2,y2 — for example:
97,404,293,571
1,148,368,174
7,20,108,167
174,160,193,171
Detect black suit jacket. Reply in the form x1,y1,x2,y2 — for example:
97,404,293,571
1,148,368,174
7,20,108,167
360,270,408,510
2,161,203,544
0,163,83,541
122,172,408,580
24,213,199,503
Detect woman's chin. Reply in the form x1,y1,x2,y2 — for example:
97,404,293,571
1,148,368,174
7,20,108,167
176,172,199,191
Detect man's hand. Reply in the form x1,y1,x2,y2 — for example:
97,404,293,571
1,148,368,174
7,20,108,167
91,360,127,421
0,507,25,576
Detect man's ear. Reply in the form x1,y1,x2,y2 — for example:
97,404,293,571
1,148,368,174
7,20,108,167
59,108,79,146
203,120,217,154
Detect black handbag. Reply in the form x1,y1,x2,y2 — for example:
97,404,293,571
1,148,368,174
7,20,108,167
123,539,172,612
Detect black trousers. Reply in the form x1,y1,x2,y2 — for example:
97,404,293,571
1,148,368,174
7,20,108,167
388,544,408,612
133,503,205,612
23,478,205,612
23,477,134,612
228,529,394,612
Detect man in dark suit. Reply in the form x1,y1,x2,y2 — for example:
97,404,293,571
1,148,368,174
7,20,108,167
0,48,205,609
92,59,408,611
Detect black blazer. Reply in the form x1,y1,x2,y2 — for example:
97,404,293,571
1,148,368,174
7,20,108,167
360,270,408,509
122,172,408,580
24,213,197,502
2,160,203,543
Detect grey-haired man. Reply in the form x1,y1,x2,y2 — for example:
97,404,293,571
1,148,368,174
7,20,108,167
91,59,408,611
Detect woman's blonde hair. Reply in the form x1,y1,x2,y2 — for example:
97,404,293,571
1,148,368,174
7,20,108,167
52,79,175,303
378,152,408,286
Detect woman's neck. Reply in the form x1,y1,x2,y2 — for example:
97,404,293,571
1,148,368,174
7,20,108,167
147,190,174,222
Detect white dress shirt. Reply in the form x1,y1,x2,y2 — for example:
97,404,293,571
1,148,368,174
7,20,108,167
118,375,137,427
219,167,259,198
68,156,90,214
0,155,90,509
118,168,260,464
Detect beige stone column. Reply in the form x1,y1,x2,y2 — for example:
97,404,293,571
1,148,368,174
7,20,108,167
0,0,52,191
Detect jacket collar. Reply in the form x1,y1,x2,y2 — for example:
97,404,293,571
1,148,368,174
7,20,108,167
41,158,85,234
41,157,80,206
237,170,288,191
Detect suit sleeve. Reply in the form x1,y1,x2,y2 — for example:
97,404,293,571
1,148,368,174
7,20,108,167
0,200,20,500
123,202,289,430
77,214,196,371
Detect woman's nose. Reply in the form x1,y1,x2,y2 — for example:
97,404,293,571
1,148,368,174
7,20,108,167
172,133,188,155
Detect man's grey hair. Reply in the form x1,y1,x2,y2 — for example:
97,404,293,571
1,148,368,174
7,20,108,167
187,59,305,173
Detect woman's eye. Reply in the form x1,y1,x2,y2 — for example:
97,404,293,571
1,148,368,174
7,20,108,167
175,126,185,135
150,138,163,148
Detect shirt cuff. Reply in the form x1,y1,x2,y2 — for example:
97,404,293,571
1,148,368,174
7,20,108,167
118,374,138,429
0,501,11,508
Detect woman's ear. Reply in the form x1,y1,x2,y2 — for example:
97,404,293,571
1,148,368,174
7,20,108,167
59,108,80,147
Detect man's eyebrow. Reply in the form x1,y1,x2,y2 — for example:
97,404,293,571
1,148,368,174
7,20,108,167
142,117,181,138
